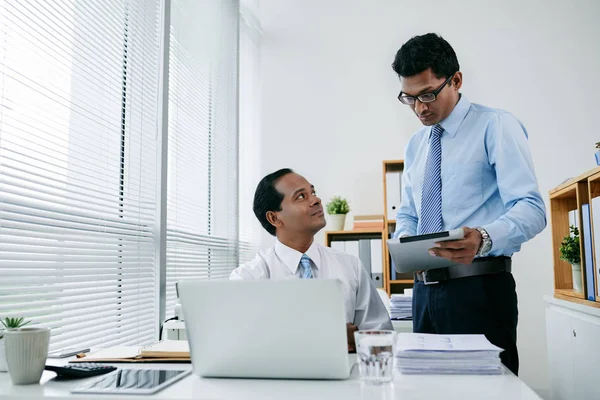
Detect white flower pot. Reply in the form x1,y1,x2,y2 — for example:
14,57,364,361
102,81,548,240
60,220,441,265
5,327,50,385
0,338,7,372
572,263,582,293
328,214,347,231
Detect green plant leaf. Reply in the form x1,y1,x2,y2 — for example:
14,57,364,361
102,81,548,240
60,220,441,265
0,317,32,329
325,196,350,215
559,225,581,265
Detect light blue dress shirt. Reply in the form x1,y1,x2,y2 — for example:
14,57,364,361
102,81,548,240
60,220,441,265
394,95,546,257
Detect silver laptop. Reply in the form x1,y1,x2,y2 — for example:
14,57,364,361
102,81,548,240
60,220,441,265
177,279,351,380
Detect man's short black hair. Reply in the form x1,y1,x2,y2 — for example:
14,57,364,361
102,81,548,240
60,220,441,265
392,33,459,79
253,168,294,236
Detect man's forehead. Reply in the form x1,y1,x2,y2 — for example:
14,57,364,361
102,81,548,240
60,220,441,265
401,70,443,94
276,173,310,193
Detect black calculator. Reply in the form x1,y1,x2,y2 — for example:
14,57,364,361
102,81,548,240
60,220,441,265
45,363,117,379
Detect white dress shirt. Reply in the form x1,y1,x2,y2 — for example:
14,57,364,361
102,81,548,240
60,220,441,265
230,239,393,331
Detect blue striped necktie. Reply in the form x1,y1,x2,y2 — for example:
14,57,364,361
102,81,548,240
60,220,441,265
419,124,444,234
299,254,314,279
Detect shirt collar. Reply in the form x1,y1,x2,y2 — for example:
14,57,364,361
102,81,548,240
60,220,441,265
274,238,321,274
434,94,471,138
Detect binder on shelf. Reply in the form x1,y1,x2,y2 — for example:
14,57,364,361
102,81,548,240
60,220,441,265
582,204,596,301
370,239,383,288
569,209,579,229
386,172,402,219
592,197,600,293
345,240,360,259
330,240,345,252
358,239,372,275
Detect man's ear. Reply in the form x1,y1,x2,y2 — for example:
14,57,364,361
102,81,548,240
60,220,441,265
452,71,463,90
266,211,283,230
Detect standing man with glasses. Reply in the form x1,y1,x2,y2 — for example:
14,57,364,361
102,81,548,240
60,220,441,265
391,33,546,375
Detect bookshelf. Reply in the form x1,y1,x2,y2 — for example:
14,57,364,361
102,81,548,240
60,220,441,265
382,160,413,295
550,166,600,308
323,159,410,296
324,230,386,290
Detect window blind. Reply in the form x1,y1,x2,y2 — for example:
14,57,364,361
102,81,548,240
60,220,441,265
239,1,262,264
165,0,240,316
0,0,162,350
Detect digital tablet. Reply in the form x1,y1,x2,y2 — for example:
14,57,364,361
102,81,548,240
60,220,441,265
71,368,190,395
387,228,465,273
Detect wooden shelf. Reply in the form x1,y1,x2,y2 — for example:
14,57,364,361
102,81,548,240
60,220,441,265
382,160,407,296
555,288,586,300
324,229,387,292
550,166,600,195
550,166,600,308
324,160,410,297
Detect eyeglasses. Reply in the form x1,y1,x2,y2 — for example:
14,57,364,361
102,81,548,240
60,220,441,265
397,74,454,105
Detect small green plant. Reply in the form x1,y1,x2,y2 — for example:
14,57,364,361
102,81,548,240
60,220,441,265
1,317,31,331
559,225,581,265
326,196,350,215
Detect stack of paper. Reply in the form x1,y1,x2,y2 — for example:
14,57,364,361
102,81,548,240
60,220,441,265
395,333,503,375
390,293,412,320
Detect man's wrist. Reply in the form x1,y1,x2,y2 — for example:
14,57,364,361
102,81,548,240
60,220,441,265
475,227,492,256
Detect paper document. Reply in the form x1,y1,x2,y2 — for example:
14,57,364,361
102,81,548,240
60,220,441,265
396,333,502,352
394,333,504,375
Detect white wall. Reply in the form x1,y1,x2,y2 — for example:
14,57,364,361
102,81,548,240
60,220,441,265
256,0,600,396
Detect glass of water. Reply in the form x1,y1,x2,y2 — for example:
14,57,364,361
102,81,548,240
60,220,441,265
354,330,397,384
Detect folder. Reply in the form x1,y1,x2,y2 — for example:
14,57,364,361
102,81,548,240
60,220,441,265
70,341,190,363
358,239,372,275
582,204,596,301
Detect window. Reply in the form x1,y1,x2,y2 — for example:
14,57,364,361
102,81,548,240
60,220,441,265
0,0,161,349
0,0,251,349
165,0,240,316
239,0,262,264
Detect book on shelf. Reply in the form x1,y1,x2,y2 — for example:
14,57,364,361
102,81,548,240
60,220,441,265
353,214,384,230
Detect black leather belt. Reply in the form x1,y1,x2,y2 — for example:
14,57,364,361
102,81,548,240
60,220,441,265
414,256,512,285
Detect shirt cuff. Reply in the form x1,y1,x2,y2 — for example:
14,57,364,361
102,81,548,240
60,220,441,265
481,220,510,254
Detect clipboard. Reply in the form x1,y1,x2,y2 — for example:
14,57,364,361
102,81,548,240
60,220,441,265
387,228,464,273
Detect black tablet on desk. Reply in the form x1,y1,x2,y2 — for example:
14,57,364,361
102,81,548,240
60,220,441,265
71,368,190,395
387,228,465,273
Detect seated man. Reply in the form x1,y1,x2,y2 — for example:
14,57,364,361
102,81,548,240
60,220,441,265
230,168,393,350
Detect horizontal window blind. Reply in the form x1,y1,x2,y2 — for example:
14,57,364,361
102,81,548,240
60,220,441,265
0,0,161,350
239,2,262,263
165,0,239,316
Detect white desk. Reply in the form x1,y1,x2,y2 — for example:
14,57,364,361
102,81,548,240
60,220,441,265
0,356,542,400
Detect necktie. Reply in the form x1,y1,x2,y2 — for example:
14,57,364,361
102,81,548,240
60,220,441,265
299,254,313,279
419,124,443,234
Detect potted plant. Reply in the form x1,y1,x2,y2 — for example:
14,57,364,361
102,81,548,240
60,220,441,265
0,317,31,372
326,196,350,231
559,225,582,292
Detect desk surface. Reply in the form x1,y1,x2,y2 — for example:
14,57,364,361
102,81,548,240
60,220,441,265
0,356,541,400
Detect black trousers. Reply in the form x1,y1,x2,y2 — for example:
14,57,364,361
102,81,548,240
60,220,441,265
412,271,519,375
